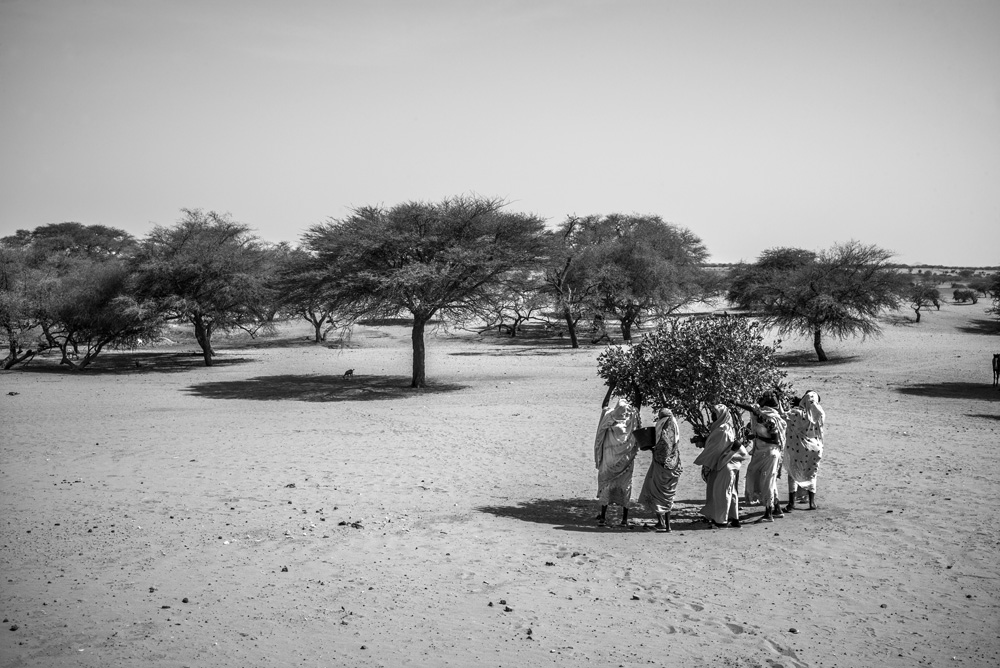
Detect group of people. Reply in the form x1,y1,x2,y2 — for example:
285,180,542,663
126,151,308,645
593,389,826,531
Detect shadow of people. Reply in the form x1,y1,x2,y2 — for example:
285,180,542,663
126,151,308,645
185,374,465,402
476,497,718,533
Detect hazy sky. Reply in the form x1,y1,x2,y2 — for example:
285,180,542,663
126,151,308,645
2,0,998,265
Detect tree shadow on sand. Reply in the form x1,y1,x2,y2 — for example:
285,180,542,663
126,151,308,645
896,382,999,401
477,497,724,533
967,413,1000,421
955,318,1000,336
185,374,465,402
8,352,252,375
775,351,858,367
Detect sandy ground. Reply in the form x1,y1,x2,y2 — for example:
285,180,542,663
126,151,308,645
1,302,998,668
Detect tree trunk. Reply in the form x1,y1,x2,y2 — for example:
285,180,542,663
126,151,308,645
193,315,215,367
411,317,426,388
3,341,34,370
562,305,579,349
813,328,827,362
913,307,921,323
620,317,633,343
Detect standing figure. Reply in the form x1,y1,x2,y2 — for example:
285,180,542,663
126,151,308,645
638,407,683,532
741,394,788,523
594,395,640,527
784,391,826,511
693,404,748,528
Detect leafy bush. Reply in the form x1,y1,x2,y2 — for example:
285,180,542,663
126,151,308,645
597,315,791,440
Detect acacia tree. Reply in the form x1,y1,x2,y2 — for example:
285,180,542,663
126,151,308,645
469,270,549,337
0,223,159,370
728,241,906,361
908,283,940,323
133,210,269,366
539,216,604,348
585,214,713,342
303,195,548,387
273,246,344,342
597,315,790,439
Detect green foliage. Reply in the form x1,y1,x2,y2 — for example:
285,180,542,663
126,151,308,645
597,315,790,437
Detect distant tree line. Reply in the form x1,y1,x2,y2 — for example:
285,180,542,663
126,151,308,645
4,198,997,382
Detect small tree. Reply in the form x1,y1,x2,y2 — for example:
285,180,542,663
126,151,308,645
583,214,713,342
1,223,158,370
597,315,790,439
133,210,270,366
273,246,343,343
470,270,548,337
539,216,604,348
303,196,549,387
35,260,161,369
909,284,941,322
728,241,906,361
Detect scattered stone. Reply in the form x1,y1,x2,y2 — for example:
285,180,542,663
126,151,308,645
886,510,893,514
545,561,555,566
285,483,296,488
149,587,156,593
880,604,887,608
966,594,973,598
182,598,189,603
487,602,493,607
631,595,640,601
281,566,288,572
503,606,513,612
571,552,581,558
9,624,18,631
499,599,506,605
8,392,19,396
360,645,367,650
789,627,798,634
338,521,348,526
161,605,170,609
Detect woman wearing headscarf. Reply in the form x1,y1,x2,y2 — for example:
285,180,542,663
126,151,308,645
693,404,748,528
638,407,683,532
784,390,826,511
741,393,788,523
594,395,640,527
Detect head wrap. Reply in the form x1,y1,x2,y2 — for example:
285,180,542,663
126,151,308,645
799,391,825,430
693,404,735,471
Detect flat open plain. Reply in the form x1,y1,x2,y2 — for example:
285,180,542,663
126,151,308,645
2,303,998,668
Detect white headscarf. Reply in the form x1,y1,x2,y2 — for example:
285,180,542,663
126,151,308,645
693,404,735,471
799,391,825,437
594,397,636,468
654,407,679,448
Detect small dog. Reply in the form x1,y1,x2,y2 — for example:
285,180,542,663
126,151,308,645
343,368,354,378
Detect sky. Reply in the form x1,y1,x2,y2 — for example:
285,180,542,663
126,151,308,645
1,0,998,266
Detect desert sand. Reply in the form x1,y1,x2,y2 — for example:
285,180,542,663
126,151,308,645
1,302,998,668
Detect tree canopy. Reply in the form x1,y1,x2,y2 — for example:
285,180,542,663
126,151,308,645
728,241,906,361
597,315,790,438
303,195,549,387
132,209,269,366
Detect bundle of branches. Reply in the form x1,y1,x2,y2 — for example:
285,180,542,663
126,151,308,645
597,315,792,444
